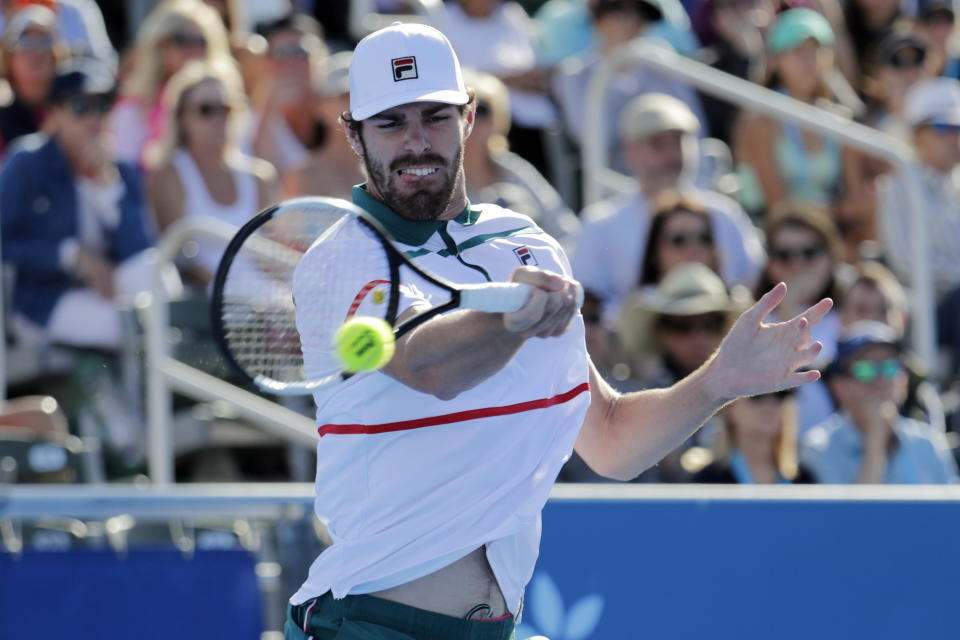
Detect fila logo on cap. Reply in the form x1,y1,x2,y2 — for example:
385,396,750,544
513,246,538,266
392,56,418,81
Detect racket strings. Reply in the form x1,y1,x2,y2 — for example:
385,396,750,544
294,221,394,382
217,202,393,388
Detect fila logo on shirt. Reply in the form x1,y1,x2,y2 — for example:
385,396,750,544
513,246,538,266
392,56,418,81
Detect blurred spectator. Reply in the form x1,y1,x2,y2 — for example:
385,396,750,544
0,60,180,350
615,262,747,479
733,8,871,240
755,203,843,358
552,0,708,176
147,59,277,290
840,261,907,334
693,388,817,483
638,192,720,288
110,0,229,168
861,32,933,140
249,12,328,180
842,0,903,81
878,77,960,300
839,261,945,430
754,203,844,432
0,0,116,69
461,69,581,251
617,261,745,389
535,0,700,67
532,0,596,66
801,321,958,483
691,0,774,146
282,51,361,201
914,0,960,78
436,0,556,177
573,93,764,320
0,6,65,159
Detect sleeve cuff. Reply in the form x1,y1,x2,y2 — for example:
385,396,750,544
59,239,80,271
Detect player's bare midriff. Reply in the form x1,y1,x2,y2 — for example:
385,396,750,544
369,545,509,619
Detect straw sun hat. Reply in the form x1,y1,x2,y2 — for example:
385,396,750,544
616,263,752,359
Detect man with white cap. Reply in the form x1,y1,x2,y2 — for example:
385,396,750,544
286,21,832,640
573,92,765,322
878,76,960,302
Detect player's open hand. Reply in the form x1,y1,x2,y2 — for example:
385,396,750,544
711,282,833,401
504,266,582,338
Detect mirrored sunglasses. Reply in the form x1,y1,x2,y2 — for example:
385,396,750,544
928,122,960,134
846,358,903,383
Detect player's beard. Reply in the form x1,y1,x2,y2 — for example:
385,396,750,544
362,147,462,222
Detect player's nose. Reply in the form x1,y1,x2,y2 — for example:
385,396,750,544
402,119,431,153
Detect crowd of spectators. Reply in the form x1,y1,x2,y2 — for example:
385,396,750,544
0,0,958,487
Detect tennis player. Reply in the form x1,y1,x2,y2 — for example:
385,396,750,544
285,22,832,640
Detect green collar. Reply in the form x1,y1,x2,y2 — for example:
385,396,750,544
351,184,480,247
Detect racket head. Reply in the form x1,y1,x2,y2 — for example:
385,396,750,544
211,197,402,395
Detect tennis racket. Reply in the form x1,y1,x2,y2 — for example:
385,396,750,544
211,196,578,395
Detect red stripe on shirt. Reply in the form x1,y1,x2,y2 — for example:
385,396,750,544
318,382,590,436
346,279,390,320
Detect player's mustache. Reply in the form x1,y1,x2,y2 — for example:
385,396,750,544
390,154,448,173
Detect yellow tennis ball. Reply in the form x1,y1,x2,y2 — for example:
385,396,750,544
334,316,396,373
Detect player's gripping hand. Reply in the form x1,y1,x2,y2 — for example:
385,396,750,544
503,266,582,338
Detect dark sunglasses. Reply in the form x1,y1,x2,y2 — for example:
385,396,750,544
845,358,903,383
770,244,825,264
167,32,207,49
65,94,113,116
658,313,725,335
475,101,492,119
888,50,926,69
667,231,713,248
12,33,54,52
745,388,795,404
185,101,231,117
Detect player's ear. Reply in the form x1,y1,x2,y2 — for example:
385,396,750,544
340,113,365,156
462,102,476,140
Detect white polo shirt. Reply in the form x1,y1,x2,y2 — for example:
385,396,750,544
289,186,591,613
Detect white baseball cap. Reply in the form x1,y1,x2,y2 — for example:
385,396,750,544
903,77,960,127
349,22,469,121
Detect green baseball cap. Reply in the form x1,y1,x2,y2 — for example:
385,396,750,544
767,8,834,54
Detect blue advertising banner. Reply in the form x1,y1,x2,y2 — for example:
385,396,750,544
0,548,263,639
517,498,960,640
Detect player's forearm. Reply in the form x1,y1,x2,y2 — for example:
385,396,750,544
384,309,525,400
576,357,731,481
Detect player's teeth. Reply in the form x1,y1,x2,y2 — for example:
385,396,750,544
400,168,437,176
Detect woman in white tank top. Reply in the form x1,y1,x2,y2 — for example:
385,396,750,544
147,58,277,288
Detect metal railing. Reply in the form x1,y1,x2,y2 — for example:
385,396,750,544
582,39,936,367
5,483,960,522
145,218,317,485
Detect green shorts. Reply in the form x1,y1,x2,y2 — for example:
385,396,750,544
285,591,516,640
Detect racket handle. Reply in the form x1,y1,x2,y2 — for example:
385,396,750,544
459,281,585,313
